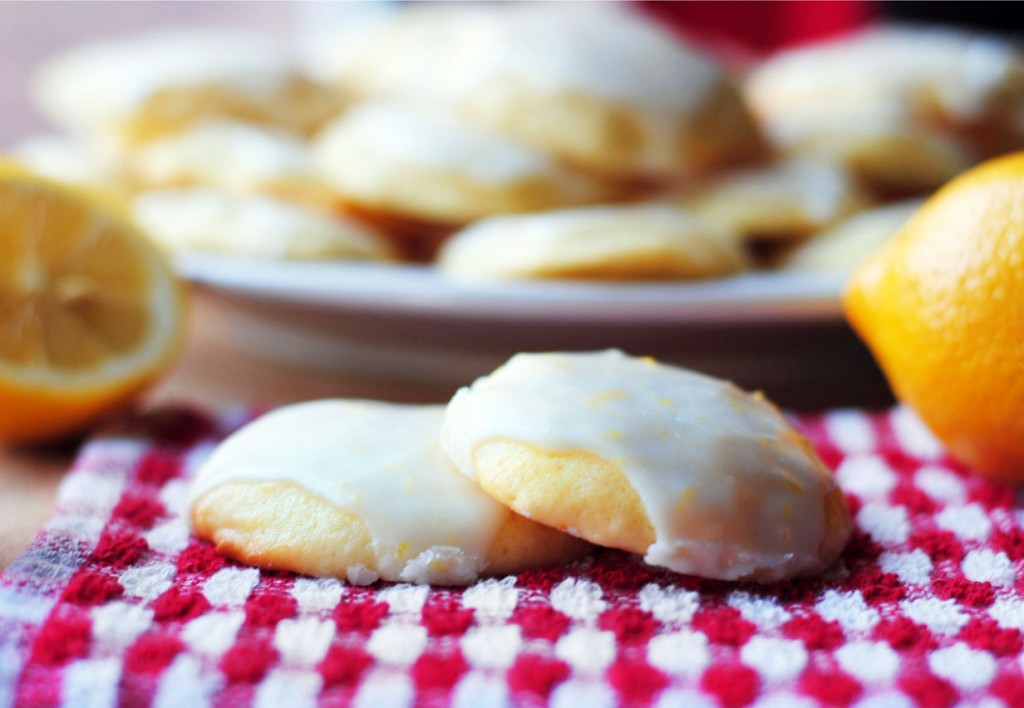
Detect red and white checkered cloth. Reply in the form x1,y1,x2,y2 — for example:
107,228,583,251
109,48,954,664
3,404,1024,707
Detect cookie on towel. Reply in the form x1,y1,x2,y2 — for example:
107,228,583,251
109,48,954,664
314,103,614,226
189,400,591,585
436,204,747,281
132,188,395,261
123,120,333,209
677,158,870,243
440,350,851,582
34,29,341,149
334,4,765,179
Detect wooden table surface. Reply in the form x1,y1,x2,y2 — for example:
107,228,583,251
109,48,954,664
0,294,456,570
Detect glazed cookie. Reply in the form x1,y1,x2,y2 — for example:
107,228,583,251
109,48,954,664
8,134,120,190
678,158,870,242
746,27,1024,192
759,107,973,195
437,204,748,281
781,199,924,275
314,103,614,225
332,5,764,179
189,400,591,585
34,29,341,149
440,350,851,582
746,27,1024,139
123,120,332,208
133,188,394,261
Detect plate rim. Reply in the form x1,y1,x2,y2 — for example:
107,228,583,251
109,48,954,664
176,251,847,325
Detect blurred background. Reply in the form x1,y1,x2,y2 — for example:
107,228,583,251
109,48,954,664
0,1,293,145
645,1,1015,56
4,1,1017,147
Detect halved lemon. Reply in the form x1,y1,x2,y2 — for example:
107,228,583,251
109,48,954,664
0,160,185,444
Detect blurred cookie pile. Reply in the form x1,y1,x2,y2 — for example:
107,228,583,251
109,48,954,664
12,4,1024,279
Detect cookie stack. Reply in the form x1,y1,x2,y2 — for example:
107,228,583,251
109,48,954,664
189,351,851,586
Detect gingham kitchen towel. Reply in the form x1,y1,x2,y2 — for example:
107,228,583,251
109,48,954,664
3,404,1024,707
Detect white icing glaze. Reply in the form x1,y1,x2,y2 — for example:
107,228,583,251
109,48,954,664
188,400,512,584
314,103,557,184
130,121,316,191
35,29,297,133
132,188,392,261
437,204,745,280
440,351,846,581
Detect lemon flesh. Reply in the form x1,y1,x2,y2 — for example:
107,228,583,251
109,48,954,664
0,163,184,441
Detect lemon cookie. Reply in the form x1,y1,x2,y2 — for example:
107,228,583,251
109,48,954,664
123,120,332,208
314,103,614,226
189,400,591,585
333,5,764,179
746,27,1024,192
678,158,870,243
440,350,851,582
437,204,747,281
34,29,340,150
315,5,476,104
7,134,120,190
747,27,1024,138
758,107,973,195
781,199,924,275
133,188,394,261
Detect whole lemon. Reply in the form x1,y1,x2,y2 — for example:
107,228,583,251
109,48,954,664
844,152,1024,481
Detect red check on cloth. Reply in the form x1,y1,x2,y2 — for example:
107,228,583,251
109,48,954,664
3,405,1024,707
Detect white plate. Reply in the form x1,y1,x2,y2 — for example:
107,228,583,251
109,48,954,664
178,253,846,323
177,253,889,407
